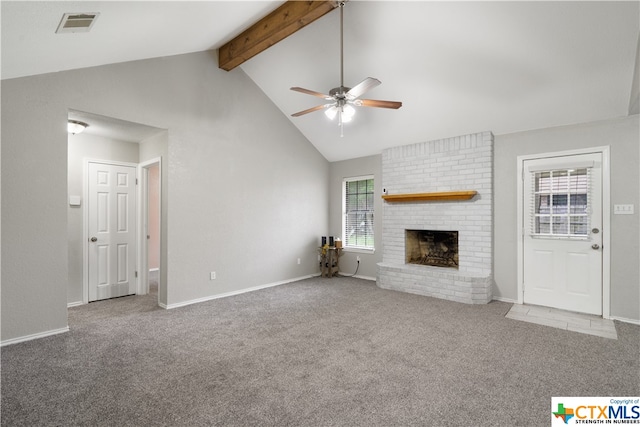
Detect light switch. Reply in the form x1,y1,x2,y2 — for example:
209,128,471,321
613,204,634,215
69,195,81,206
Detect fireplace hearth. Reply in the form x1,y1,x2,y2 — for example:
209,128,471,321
406,230,458,268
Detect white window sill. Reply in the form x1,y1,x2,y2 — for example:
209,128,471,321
343,247,375,255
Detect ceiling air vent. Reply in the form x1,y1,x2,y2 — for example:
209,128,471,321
56,12,100,34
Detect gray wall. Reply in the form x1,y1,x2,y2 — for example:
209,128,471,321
329,155,382,279
67,133,140,305
2,77,70,341
1,51,329,342
494,115,640,321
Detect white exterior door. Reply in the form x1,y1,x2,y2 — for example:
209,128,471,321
523,153,603,315
88,162,137,301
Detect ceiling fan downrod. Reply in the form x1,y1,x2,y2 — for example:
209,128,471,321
338,0,347,137
339,1,345,91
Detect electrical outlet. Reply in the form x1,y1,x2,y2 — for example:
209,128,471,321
356,256,361,262
297,258,301,265
210,271,216,280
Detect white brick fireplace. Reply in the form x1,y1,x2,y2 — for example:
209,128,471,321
377,132,494,304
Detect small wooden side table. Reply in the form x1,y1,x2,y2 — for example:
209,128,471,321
318,247,343,278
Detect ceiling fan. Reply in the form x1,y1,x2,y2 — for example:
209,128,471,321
290,1,402,136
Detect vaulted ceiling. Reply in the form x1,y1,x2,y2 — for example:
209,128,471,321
2,1,638,161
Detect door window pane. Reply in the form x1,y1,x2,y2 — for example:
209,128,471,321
569,216,588,235
536,195,550,214
552,194,568,214
536,172,551,192
536,216,551,234
570,194,588,214
552,216,568,235
551,171,568,192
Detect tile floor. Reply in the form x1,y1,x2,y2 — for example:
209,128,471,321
506,304,618,340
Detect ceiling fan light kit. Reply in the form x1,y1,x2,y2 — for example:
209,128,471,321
290,0,402,136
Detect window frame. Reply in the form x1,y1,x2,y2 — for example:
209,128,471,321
342,175,375,253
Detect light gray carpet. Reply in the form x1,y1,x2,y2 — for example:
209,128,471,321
2,276,639,426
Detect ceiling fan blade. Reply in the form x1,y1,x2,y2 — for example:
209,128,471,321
357,99,403,109
290,87,333,100
346,77,381,99
291,104,332,117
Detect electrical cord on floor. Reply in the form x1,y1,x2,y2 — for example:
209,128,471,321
345,260,360,277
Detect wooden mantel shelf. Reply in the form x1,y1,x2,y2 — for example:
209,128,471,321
382,191,478,203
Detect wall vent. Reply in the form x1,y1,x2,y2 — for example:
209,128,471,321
56,13,100,34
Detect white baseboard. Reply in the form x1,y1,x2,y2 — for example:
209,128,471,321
163,275,316,310
492,296,517,303
67,301,84,308
609,315,640,326
1,326,69,347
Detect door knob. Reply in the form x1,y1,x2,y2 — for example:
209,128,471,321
591,244,600,250
90,237,97,242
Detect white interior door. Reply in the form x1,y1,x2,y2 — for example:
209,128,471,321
523,153,603,315
88,162,137,301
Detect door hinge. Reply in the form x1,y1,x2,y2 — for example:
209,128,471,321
135,271,138,278
136,178,138,185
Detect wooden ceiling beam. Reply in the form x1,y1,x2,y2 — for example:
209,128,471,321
218,0,337,71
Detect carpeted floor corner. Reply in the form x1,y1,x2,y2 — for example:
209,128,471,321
2,276,639,426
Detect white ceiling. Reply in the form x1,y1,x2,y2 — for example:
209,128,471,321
0,1,282,79
2,1,639,161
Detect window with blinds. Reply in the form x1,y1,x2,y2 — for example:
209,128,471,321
531,168,590,238
343,176,375,250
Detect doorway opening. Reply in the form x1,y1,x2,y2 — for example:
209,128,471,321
67,109,167,308
140,158,162,306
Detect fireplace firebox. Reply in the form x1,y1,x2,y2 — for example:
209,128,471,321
405,230,458,268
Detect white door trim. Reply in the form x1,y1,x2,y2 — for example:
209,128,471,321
83,158,139,304
516,146,611,318
138,157,162,305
